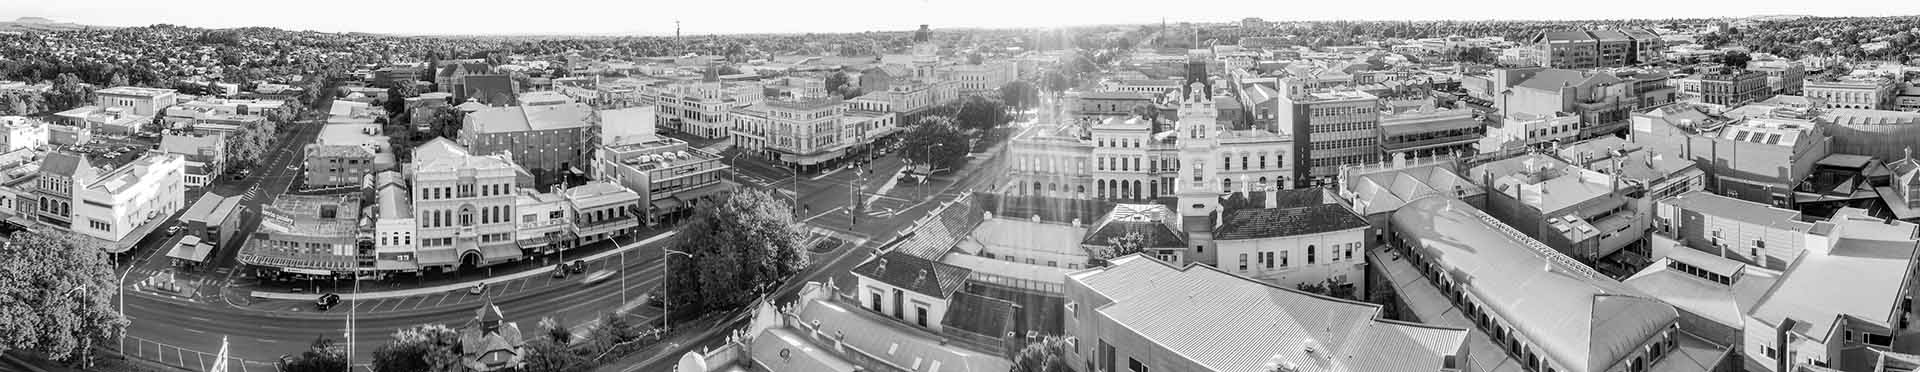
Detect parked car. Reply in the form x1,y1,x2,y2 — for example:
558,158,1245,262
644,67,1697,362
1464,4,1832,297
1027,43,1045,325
645,288,664,307
166,224,183,236
468,282,487,295
567,260,587,274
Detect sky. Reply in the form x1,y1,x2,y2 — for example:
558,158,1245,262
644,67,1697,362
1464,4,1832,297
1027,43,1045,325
6,0,1920,36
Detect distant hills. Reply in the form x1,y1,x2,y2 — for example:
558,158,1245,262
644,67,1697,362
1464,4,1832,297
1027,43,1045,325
0,17,116,32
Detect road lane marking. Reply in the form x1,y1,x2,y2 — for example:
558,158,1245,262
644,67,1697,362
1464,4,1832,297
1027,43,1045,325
185,328,206,334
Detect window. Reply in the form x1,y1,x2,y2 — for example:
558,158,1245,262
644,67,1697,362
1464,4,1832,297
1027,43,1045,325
1868,333,1893,346
1238,254,1249,271
1264,252,1274,269
1345,243,1355,259
1308,245,1316,264
1280,251,1289,267
1128,358,1148,372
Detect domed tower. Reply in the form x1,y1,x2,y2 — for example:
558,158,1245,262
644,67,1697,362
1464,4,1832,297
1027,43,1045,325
912,25,938,80
1174,82,1223,266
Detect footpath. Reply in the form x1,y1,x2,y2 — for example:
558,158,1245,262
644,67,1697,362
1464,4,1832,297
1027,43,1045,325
249,231,678,302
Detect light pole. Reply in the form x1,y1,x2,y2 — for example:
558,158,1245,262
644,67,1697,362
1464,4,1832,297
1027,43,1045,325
662,249,693,333
63,286,92,369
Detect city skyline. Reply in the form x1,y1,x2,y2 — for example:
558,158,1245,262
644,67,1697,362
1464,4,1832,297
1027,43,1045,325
5,0,1920,36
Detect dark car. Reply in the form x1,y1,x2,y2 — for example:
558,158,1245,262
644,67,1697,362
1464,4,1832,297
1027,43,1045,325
315,293,340,311
568,260,587,274
645,288,664,307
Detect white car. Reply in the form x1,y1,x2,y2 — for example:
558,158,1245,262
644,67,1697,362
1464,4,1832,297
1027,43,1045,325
581,270,616,285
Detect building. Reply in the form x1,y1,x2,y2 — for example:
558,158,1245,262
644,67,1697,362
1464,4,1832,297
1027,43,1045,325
1699,69,1772,108
0,116,48,152
561,182,640,246
459,299,526,372
1620,244,1782,348
305,122,392,188
937,61,1017,96
676,279,1015,372
1654,191,1813,270
93,86,179,117
1387,196,1694,372
646,71,764,139
1748,59,1806,96
1555,135,1708,202
1471,68,1664,140
1281,88,1380,187
1064,254,1469,372
1470,153,1651,263
1377,102,1484,163
159,133,226,188
1067,91,1156,122
1210,189,1372,297
728,98,850,171
1884,151,1920,221
592,137,730,224
1744,208,1920,372
236,194,367,278
1336,156,1489,240
1530,29,1665,69
1804,76,1899,110
1631,112,1833,208
460,103,596,187
1819,108,1920,167
34,151,187,253
410,138,532,271
435,61,494,103
371,173,418,272
511,188,570,257
372,66,423,88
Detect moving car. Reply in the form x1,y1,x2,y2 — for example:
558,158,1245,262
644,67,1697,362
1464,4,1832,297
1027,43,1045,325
315,293,340,311
581,270,616,285
645,288,664,307
567,260,587,274
166,224,183,236
468,282,487,295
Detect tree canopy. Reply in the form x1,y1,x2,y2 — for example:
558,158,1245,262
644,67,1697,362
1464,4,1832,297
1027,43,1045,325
277,336,347,372
953,95,1009,132
1011,336,1074,372
899,116,973,173
664,188,807,316
0,229,128,362
998,81,1038,111
370,324,464,372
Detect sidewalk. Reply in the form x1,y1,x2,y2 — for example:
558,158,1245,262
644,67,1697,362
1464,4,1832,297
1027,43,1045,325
249,231,678,301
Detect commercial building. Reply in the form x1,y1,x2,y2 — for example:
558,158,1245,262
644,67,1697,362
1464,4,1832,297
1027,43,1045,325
1337,157,1489,240
677,279,1014,372
1281,88,1379,187
1804,76,1899,110
1748,59,1806,96
1469,68,1670,140
1387,196,1693,372
1470,153,1651,263
1067,91,1157,122
93,86,179,117
31,151,187,253
1698,69,1772,108
460,103,597,187
592,137,730,224
1377,102,1484,163
1064,254,1469,372
1529,29,1665,69
728,98,851,171
645,72,763,139
410,138,532,270
560,182,640,247
305,122,391,188
1631,112,1833,208
1885,152,1920,221
236,194,367,278
937,61,1017,96
1555,136,1707,202
0,116,48,152
1654,191,1813,270
159,133,226,188
1743,208,1920,372
1211,189,1372,298
1819,108,1920,166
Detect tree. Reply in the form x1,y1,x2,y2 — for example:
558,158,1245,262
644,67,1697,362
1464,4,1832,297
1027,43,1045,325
663,188,806,316
107,73,129,88
277,336,346,372
1093,231,1146,263
825,71,850,98
143,115,167,133
522,338,589,372
953,95,1008,132
1011,336,1074,372
1720,51,1753,70
0,229,129,363
44,73,94,112
1447,46,1497,65
898,116,972,172
386,80,420,121
1130,102,1160,123
204,82,228,97
998,81,1038,111
1043,71,1072,95
1295,278,1355,300
370,324,463,372
716,65,742,76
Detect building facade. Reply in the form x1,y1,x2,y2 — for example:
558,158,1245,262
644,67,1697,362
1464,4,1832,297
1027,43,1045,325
411,138,532,270
459,103,597,187
1747,59,1806,96
1281,88,1379,187
1699,69,1772,108
1803,76,1898,110
593,137,730,224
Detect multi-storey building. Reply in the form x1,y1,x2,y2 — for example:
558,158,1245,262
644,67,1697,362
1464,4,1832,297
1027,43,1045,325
371,174,418,272
1211,188,1371,297
1472,68,1668,139
1887,152,1920,221
1530,29,1664,69
1470,153,1651,262
159,133,225,187
512,188,571,256
1654,191,1812,270
592,137,730,224
460,103,596,187
1748,59,1806,96
1633,113,1833,207
1698,69,1772,108
93,86,179,117
1743,208,1920,372
645,73,763,139
68,152,186,253
1377,101,1483,163
561,182,641,246
410,138,533,270
1064,254,1469,372
1067,91,1156,122
1803,75,1898,110
237,194,368,277
0,116,48,152
728,98,849,171
937,60,1016,96
1280,87,1378,187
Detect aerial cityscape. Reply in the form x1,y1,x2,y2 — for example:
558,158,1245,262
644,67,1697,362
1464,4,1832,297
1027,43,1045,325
3,4,1920,372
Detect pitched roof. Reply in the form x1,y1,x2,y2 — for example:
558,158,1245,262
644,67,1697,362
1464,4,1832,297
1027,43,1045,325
851,251,972,299
1390,197,1678,372
1067,255,1467,372
1080,204,1186,248
39,151,96,178
1517,69,1622,92
467,103,595,133
1215,204,1369,240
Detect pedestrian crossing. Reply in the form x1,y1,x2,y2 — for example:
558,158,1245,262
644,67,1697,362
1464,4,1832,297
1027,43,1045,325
240,188,265,201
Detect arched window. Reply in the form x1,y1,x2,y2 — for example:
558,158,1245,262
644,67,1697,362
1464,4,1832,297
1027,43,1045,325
1076,185,1086,194
1049,183,1058,192
1132,180,1142,199
1258,177,1269,188
1120,182,1130,199
1097,180,1107,198
459,206,475,227
1148,180,1158,199
1223,178,1232,192
1307,245,1316,264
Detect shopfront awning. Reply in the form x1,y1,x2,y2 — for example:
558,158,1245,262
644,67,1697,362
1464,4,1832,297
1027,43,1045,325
650,197,685,212
283,267,333,276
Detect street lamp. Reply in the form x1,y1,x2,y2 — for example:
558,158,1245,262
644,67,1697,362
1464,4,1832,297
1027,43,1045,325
662,249,693,333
